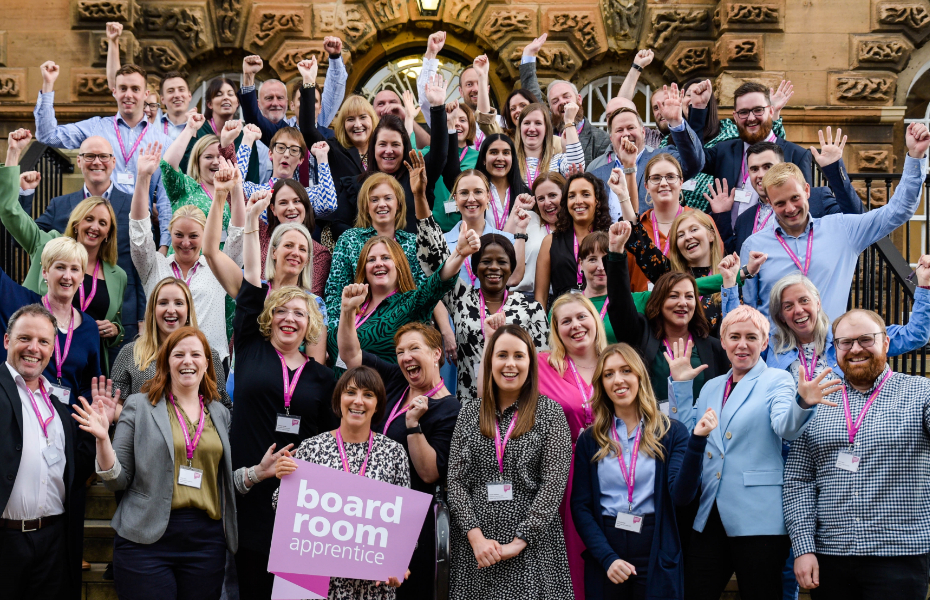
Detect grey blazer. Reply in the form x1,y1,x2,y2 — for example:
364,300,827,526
98,393,237,552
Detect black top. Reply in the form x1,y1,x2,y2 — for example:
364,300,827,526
364,351,460,494
73,273,110,322
229,279,338,553
550,229,584,300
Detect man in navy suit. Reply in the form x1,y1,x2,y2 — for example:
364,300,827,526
20,136,144,351
682,81,813,229
707,130,863,255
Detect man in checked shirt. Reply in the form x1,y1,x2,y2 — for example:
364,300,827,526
783,308,930,600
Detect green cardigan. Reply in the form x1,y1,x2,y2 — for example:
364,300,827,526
0,165,127,371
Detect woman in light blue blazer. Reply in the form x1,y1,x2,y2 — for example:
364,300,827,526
664,304,840,600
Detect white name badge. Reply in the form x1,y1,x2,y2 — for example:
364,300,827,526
117,172,135,185
615,512,644,533
334,355,348,370
444,201,459,214
658,401,669,416
43,444,62,466
178,465,203,488
681,179,697,192
48,384,70,405
487,481,513,502
276,414,301,434
835,451,861,472
734,189,753,204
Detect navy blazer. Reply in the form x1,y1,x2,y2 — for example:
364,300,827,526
713,159,863,255
26,188,145,328
571,420,706,600
0,367,95,599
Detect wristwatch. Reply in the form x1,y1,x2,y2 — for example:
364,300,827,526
303,82,316,89
406,424,423,436
513,233,529,241
740,265,755,280
622,166,636,175
631,63,643,72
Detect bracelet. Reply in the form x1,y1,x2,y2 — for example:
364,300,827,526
247,466,259,484
244,228,259,235
303,82,316,89
513,233,529,241
631,63,643,72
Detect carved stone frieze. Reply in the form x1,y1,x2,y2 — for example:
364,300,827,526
665,42,714,80
135,5,209,55
851,34,913,70
546,11,603,56
313,5,375,53
601,0,642,50
873,2,930,42
248,8,307,51
138,41,187,74
269,41,329,80
857,148,893,171
716,1,784,32
0,68,26,102
91,31,138,68
369,0,408,27
714,34,764,70
75,0,128,22
442,0,484,32
646,8,711,52
829,71,896,105
214,0,243,45
480,9,538,45
715,71,785,106
505,43,578,76
72,69,112,99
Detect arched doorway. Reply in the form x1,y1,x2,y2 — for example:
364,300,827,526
356,54,500,107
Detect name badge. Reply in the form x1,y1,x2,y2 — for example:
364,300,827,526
43,444,62,466
117,172,135,185
658,401,669,417
734,189,753,204
444,201,459,214
615,512,644,533
48,384,70,405
178,465,203,488
487,481,513,502
835,450,860,472
334,355,348,370
276,413,301,434
681,179,697,192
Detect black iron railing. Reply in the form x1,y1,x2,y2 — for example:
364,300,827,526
1,142,74,282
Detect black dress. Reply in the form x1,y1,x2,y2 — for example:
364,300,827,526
229,279,338,598
73,272,110,322
549,228,585,300
365,351,461,599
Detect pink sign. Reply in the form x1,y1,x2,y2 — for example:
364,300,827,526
268,459,432,584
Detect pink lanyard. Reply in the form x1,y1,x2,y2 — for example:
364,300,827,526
163,120,169,136
525,159,540,189
544,223,552,235
479,290,508,329
168,394,206,466
495,410,519,476
599,298,610,319
799,347,819,381
30,381,57,441
200,183,214,200
113,117,148,164
567,358,594,426
335,429,375,477
752,204,773,234
722,375,735,408
210,118,218,135
842,370,892,446
463,259,478,287
171,261,201,287
490,188,511,230
276,350,308,413
382,379,445,433
662,334,693,360
575,121,584,135
355,290,398,329
459,146,469,163
774,226,814,276
78,261,101,312
651,208,682,256
42,296,75,381
610,418,642,512
474,131,485,152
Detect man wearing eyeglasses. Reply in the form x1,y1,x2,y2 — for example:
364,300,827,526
10,133,146,355
784,308,930,600
680,81,813,229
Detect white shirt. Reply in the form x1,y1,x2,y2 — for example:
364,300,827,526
513,211,549,294
84,182,114,199
2,363,66,520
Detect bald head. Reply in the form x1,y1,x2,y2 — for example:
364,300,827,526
606,96,637,116
80,136,114,155
77,136,116,191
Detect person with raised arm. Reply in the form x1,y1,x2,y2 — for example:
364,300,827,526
34,59,174,251
513,100,585,184
130,143,242,372
474,133,532,232
665,305,838,600
472,52,540,143
741,123,930,322
504,175,561,297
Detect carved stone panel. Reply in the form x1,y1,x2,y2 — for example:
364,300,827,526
366,0,409,31
90,31,139,68
544,9,606,58
714,35,764,70
72,68,112,100
646,7,711,53
502,41,580,80
601,0,643,51
872,1,930,43
246,5,311,54
716,1,784,32
73,0,129,24
715,71,786,106
313,4,375,54
851,34,913,70
829,71,896,105
853,181,887,205
850,144,895,171
479,8,538,46
270,41,328,81
665,42,714,80
0,68,26,102
213,0,243,45
442,0,485,33
134,5,211,57
137,40,188,74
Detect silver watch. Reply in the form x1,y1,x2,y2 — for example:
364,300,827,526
248,466,259,484
622,166,636,175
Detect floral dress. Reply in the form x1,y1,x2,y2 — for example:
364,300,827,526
416,217,549,404
447,397,574,599
273,431,410,600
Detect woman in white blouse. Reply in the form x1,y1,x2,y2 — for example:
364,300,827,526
130,142,244,371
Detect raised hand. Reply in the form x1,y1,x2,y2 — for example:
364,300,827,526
342,283,370,312
916,254,930,286
220,119,243,147
8,128,33,152
688,79,713,110
310,141,329,162
798,368,843,409
323,36,343,56
241,123,262,146
608,168,630,200
40,61,60,90
72,396,110,441
718,253,740,288
186,111,206,133
633,49,654,69
484,312,505,338
20,171,41,191
663,337,709,382
608,221,632,253
444,99,459,129
246,189,273,221
88,376,120,426
694,408,718,437
563,102,579,125
137,142,162,177
106,21,123,41
213,160,238,194
770,80,794,118
523,33,548,58
402,89,421,128
274,451,298,479
513,193,536,212
425,31,446,59
747,250,768,277
607,559,637,584
811,127,846,168
703,177,735,214
242,55,264,75
456,223,482,258
654,83,684,128
565,162,584,177
618,137,638,168
515,208,530,233
473,55,490,78
405,149,428,198
256,443,294,481
405,395,430,427
297,57,318,84
907,122,930,159
425,73,448,107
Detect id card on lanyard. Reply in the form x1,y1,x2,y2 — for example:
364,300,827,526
275,350,308,434
169,394,206,488
488,410,518,501
836,370,892,472
34,382,62,466
113,116,148,185
611,418,644,532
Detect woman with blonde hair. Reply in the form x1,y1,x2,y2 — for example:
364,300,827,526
0,178,126,369
571,343,716,599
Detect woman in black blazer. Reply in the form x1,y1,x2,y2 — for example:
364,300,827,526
571,343,716,599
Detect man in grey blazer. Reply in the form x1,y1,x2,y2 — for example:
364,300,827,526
19,136,145,351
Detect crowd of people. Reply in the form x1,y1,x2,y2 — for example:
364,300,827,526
2,21,930,600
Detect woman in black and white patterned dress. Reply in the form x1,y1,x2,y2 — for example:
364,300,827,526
446,324,574,599
274,366,411,600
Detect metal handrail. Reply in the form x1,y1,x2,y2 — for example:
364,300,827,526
433,485,450,600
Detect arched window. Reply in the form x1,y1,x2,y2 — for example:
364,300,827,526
580,76,655,132
190,72,244,115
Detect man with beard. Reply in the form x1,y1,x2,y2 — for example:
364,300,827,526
740,122,930,323
783,308,930,600
681,82,812,229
